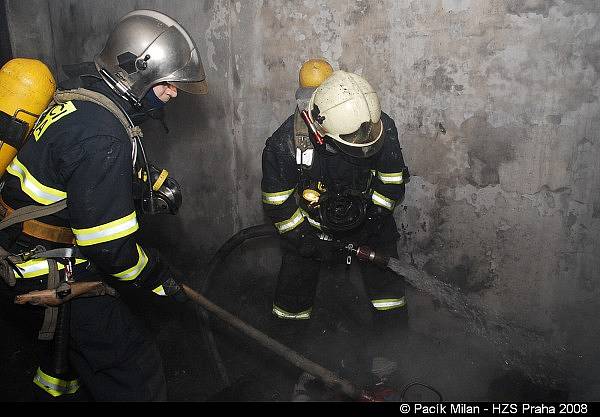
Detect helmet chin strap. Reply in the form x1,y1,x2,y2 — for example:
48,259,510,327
98,68,142,108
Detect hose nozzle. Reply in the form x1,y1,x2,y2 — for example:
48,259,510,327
348,245,389,268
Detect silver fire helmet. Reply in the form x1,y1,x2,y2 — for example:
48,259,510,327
94,9,207,104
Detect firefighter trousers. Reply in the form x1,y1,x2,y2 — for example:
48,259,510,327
272,236,406,321
0,276,167,401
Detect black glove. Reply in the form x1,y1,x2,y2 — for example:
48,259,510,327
299,233,340,262
285,223,340,262
154,277,188,303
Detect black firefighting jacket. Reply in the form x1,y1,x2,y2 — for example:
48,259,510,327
261,111,408,240
0,77,174,293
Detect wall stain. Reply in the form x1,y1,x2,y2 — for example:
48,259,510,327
462,113,520,188
505,0,557,18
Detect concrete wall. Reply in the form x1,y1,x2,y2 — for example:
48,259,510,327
6,0,600,395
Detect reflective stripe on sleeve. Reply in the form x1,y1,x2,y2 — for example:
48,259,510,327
272,304,312,320
33,367,80,397
6,157,67,205
152,285,166,296
274,208,305,234
372,190,396,211
112,244,148,281
15,258,87,279
377,171,404,184
371,297,406,311
262,188,295,205
300,209,322,230
72,211,139,246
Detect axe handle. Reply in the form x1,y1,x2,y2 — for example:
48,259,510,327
14,281,106,307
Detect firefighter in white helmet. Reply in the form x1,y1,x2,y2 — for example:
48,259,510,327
261,69,410,370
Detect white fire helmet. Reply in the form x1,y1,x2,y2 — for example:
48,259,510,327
307,70,383,158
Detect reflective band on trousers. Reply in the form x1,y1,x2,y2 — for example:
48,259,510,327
6,157,67,205
371,297,406,311
372,190,395,211
274,208,305,234
15,258,88,279
72,211,139,246
377,171,404,185
33,367,80,397
262,188,295,205
272,304,312,320
113,244,148,281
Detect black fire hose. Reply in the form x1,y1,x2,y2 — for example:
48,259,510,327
191,224,377,400
195,224,278,386
192,224,443,401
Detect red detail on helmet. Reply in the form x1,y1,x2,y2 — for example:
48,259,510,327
301,109,325,145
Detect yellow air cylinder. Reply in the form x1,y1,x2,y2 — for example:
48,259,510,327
0,58,56,174
299,58,333,88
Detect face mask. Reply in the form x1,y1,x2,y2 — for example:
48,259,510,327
143,87,166,110
130,88,169,129
133,163,182,215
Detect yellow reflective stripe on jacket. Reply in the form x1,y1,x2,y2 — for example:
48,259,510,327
262,188,295,205
378,171,404,184
33,367,80,397
274,208,304,234
113,244,148,281
272,304,312,320
15,258,87,279
300,209,322,230
371,297,406,311
372,190,396,211
72,211,139,246
6,157,67,205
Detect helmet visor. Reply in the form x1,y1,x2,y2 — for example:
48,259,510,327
171,79,208,95
333,120,383,158
139,28,208,97
164,46,208,95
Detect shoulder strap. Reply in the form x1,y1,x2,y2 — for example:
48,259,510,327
293,107,314,168
0,200,67,232
54,88,143,142
0,88,144,232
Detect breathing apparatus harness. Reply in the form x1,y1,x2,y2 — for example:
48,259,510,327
293,108,373,234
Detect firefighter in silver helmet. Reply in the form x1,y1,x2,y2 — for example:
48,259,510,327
0,10,207,400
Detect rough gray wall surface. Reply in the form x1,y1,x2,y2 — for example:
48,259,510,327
6,0,600,396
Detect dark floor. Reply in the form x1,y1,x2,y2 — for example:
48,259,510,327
0,243,579,402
